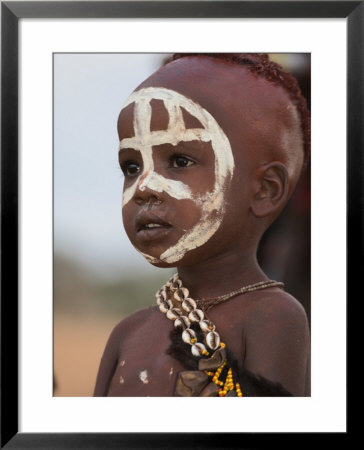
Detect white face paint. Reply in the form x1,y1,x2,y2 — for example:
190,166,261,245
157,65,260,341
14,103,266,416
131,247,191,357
139,370,149,384
120,87,235,264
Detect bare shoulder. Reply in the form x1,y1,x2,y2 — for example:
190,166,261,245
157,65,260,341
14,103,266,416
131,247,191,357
244,288,309,333
96,306,159,373
108,305,160,341
240,288,310,396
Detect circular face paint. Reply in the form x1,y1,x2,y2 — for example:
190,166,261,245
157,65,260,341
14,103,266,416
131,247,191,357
119,87,235,264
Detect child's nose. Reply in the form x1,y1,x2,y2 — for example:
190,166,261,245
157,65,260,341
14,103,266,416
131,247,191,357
134,171,162,205
138,170,153,190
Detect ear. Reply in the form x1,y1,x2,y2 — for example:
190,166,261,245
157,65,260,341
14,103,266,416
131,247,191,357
251,162,289,218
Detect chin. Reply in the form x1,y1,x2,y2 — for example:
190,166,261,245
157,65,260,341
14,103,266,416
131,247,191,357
148,258,175,269
136,237,209,268
134,247,175,269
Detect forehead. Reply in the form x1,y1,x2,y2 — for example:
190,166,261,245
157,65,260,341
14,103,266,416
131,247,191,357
120,58,306,186
118,57,301,164
118,87,221,141
135,56,295,126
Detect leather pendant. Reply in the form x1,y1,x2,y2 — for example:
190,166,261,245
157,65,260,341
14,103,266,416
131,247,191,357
199,382,219,397
198,347,227,371
175,371,209,396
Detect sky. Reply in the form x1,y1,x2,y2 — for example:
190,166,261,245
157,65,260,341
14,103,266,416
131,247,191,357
54,53,172,280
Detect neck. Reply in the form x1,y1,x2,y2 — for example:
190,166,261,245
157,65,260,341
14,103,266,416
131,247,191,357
177,247,268,300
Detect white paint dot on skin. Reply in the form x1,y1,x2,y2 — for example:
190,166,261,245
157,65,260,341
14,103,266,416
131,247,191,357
169,367,174,376
120,360,126,367
119,375,124,384
139,370,149,384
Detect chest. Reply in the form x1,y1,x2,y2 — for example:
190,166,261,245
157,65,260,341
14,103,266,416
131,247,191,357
107,314,186,396
106,304,248,396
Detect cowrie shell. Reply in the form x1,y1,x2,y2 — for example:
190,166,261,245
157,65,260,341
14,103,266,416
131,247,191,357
156,293,169,305
156,287,167,301
182,298,197,312
173,287,189,301
188,309,204,322
182,328,197,344
191,343,207,357
174,316,190,329
206,331,220,350
166,308,183,320
171,274,179,283
166,276,177,289
158,300,172,313
171,282,182,290
199,320,215,333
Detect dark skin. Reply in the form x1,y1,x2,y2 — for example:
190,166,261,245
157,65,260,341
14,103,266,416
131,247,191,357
94,56,310,397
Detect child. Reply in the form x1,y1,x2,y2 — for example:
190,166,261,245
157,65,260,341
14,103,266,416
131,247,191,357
94,54,311,397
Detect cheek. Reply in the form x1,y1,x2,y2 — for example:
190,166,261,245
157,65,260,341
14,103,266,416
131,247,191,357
122,203,135,238
174,198,204,230
185,166,215,197
220,174,252,234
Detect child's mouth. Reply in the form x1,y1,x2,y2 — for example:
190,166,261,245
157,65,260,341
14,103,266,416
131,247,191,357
136,213,172,241
143,223,163,229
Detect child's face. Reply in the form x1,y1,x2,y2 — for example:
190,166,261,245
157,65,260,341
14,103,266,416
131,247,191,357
118,86,234,265
118,56,302,267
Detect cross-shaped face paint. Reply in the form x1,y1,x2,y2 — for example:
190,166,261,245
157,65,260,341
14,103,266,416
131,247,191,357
119,87,235,264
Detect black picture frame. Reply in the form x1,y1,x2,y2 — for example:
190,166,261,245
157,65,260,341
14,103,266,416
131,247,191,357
1,1,358,448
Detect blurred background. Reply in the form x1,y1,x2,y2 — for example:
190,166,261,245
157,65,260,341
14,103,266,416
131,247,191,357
54,53,311,396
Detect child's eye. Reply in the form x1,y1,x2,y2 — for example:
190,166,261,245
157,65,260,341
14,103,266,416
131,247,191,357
171,155,195,168
121,161,141,176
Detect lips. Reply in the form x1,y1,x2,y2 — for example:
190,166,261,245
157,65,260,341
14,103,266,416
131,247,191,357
135,211,172,241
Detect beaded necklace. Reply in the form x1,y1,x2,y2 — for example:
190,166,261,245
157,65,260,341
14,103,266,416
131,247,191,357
156,274,284,397
197,279,284,311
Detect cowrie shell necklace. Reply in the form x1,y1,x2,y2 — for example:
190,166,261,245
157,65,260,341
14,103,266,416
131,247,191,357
156,273,219,357
156,274,284,396
156,273,284,357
